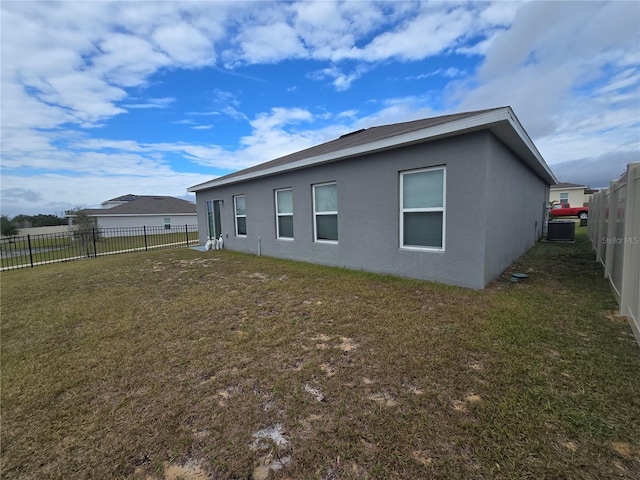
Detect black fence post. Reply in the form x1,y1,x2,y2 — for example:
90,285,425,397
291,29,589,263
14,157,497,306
27,234,34,268
185,224,189,247
92,228,97,257
144,226,148,251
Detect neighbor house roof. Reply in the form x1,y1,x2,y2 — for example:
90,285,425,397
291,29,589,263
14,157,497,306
188,106,557,192
79,196,196,216
550,182,587,190
103,194,140,203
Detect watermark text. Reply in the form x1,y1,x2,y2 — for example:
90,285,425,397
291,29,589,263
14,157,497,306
601,236,639,245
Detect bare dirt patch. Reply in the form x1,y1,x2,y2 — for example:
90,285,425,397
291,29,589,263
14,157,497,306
403,383,424,395
304,383,326,402
320,362,336,377
468,360,484,371
251,424,289,450
162,460,208,480
368,391,398,407
611,441,636,459
412,450,433,466
339,336,357,352
253,454,291,480
465,394,482,404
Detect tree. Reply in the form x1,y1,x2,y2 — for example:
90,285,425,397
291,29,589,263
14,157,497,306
11,214,67,228
1,216,19,237
66,208,99,256
32,214,67,227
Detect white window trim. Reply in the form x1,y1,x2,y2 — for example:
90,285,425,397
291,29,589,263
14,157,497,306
275,188,294,240
313,182,338,244
399,166,446,252
234,195,247,237
164,217,171,230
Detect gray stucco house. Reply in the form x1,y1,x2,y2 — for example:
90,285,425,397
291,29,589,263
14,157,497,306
188,107,557,289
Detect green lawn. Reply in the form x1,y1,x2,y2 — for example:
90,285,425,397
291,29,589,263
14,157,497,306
1,228,639,479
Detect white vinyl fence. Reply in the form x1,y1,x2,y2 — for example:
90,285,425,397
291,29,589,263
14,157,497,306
588,162,640,346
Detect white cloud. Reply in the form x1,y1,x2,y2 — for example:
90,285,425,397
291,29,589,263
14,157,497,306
291,0,383,61
352,95,439,130
1,0,637,217
1,188,44,204
152,23,215,66
220,106,248,121
309,64,369,91
122,97,175,109
406,67,465,81
233,21,306,64
550,151,637,189
354,4,474,62
337,109,359,119
96,33,171,88
449,0,640,180
211,88,241,106
1,172,208,217
249,107,313,132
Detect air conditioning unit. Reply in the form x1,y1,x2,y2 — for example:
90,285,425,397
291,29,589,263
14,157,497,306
547,220,575,241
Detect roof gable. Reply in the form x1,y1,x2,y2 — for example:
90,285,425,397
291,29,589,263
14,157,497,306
188,106,557,192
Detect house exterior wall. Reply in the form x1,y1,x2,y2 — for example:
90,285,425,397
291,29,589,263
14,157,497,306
549,187,586,207
483,134,549,285
196,132,495,289
95,214,197,231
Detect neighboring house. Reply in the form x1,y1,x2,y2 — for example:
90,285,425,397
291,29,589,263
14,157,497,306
188,107,557,289
550,182,597,207
77,195,197,233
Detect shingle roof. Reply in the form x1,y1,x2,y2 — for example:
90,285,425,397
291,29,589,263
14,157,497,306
80,196,196,216
188,106,557,192
103,194,139,203
218,108,502,183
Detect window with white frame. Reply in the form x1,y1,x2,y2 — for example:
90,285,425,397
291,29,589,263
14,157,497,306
234,195,247,236
164,217,171,230
313,182,338,242
400,167,445,250
275,188,293,239
559,192,569,205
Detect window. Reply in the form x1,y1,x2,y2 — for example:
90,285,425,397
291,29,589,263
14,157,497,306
560,193,569,205
275,188,293,239
400,167,445,250
164,217,171,230
313,182,338,242
234,195,246,236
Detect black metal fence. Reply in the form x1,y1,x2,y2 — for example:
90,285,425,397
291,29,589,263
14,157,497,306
1,225,199,271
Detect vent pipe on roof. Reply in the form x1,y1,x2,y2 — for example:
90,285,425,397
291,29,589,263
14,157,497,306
339,128,366,139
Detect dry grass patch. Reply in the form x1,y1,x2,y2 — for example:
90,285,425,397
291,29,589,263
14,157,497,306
1,229,639,479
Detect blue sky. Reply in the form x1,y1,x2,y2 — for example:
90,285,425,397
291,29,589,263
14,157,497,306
1,0,638,217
